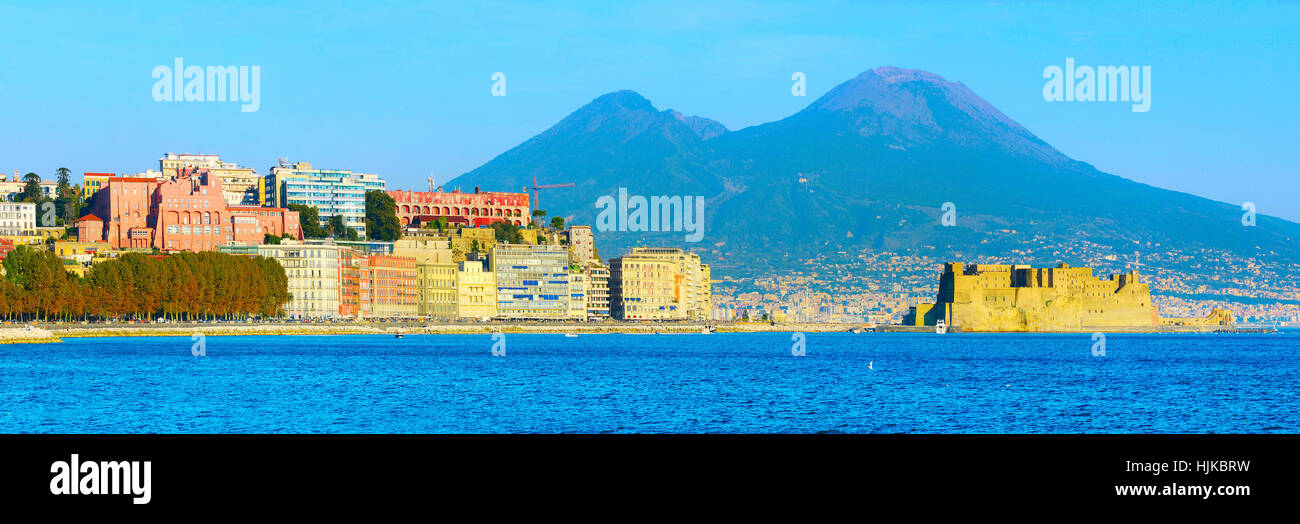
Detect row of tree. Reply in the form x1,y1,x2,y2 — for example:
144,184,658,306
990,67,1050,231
0,246,290,321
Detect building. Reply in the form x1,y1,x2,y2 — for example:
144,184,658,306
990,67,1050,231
393,238,457,320
567,265,589,320
77,167,302,251
368,254,418,318
567,225,595,263
52,240,112,265
82,172,116,200
456,257,497,320
0,202,35,236
0,171,59,201
266,160,385,238
906,262,1235,332
388,187,528,228
338,248,371,319
254,240,345,319
608,247,712,321
491,243,571,319
585,262,610,320
160,153,261,206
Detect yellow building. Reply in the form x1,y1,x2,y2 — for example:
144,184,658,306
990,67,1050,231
394,238,457,319
608,247,712,321
909,262,1235,332
456,257,497,320
53,240,112,264
567,265,588,320
82,173,115,200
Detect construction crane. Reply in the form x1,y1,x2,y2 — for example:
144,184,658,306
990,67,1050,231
526,176,575,220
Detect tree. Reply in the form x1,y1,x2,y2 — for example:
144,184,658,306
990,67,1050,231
287,204,328,238
55,168,71,193
489,220,523,244
550,216,565,230
54,167,80,226
21,172,43,203
531,209,546,227
264,233,283,245
364,190,401,241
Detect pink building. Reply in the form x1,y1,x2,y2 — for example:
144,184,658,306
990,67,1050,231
79,166,302,251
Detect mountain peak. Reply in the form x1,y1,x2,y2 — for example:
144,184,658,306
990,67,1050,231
586,90,656,112
801,66,1066,164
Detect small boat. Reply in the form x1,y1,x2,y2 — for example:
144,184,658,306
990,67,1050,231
935,320,947,335
394,334,404,339
564,333,579,338
850,327,862,334
700,326,716,334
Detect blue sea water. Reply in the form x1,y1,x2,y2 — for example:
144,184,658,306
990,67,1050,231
1,332,1297,433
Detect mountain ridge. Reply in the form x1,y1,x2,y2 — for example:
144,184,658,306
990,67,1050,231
449,67,1300,274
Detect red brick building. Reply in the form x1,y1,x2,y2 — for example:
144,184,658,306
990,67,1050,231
388,188,529,228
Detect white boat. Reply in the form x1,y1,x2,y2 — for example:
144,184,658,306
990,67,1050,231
935,320,947,334
700,326,716,334
564,333,579,338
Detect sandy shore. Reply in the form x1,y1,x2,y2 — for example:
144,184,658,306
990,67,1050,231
0,326,62,344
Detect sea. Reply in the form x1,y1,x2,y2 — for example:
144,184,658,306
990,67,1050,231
2,331,1296,433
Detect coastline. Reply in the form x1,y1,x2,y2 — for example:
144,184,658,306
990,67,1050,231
27,321,853,341
0,326,62,344
3,321,1269,344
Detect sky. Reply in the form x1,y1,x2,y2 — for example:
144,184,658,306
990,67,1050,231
1,1,1296,219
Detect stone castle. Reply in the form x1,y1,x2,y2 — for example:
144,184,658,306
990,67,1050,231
905,262,1234,332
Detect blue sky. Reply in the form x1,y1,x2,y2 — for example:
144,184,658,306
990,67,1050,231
1,1,1296,219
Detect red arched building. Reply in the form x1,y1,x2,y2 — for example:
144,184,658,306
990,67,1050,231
387,188,529,228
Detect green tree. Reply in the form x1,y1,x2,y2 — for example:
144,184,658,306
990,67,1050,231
531,209,546,227
264,233,283,244
21,172,43,203
550,216,565,230
54,167,80,226
489,220,523,244
287,204,328,238
364,190,401,241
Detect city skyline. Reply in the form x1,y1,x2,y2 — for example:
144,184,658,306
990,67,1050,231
0,1,1296,220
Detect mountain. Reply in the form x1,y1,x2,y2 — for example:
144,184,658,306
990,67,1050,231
450,67,1300,276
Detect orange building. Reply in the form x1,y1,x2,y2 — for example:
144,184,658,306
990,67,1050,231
388,187,529,228
339,249,372,318
367,254,418,317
